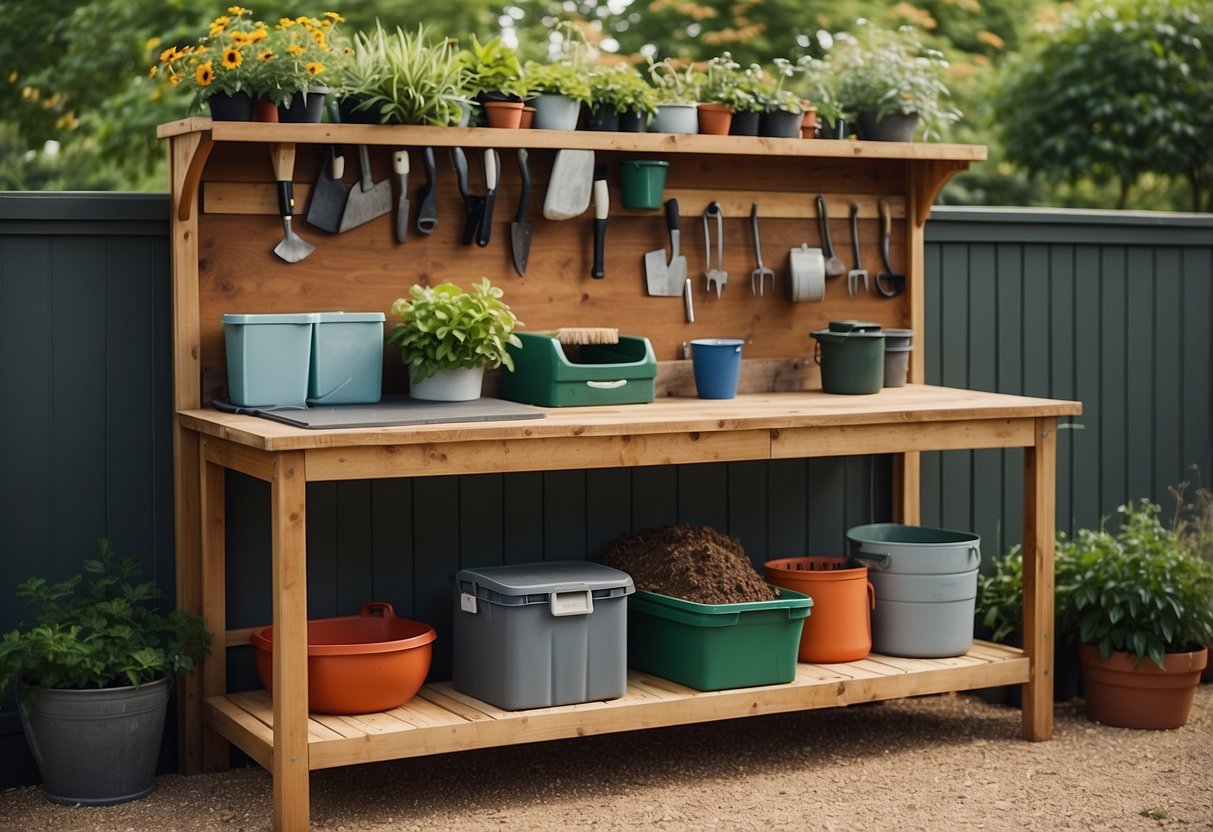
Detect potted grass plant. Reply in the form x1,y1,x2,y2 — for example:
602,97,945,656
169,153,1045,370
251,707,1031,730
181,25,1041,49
387,278,523,401
343,23,469,127
1055,500,1213,729
0,538,210,805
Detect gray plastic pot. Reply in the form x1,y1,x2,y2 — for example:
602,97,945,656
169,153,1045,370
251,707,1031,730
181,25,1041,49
17,678,169,805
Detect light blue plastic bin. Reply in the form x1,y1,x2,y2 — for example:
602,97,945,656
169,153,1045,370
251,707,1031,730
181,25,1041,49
223,313,316,407
309,312,385,404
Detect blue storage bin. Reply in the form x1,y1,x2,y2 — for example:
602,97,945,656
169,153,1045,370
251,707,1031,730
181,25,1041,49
223,313,316,407
309,312,385,404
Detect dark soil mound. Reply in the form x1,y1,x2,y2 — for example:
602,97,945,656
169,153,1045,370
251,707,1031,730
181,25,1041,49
598,524,775,604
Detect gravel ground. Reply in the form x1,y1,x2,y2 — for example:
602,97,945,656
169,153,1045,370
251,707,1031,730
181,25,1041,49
2,686,1210,832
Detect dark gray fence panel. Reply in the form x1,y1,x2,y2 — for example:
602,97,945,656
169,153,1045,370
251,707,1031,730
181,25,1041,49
1,196,1210,788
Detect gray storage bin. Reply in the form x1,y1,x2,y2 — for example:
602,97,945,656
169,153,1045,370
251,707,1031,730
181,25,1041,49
453,561,635,710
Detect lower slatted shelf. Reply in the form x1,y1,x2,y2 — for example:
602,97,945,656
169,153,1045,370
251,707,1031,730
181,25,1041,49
204,641,1029,772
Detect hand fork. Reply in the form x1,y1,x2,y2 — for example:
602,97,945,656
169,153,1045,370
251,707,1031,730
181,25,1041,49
847,201,869,297
703,202,727,298
749,203,775,296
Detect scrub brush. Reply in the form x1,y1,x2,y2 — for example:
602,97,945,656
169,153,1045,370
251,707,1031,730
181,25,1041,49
543,327,620,345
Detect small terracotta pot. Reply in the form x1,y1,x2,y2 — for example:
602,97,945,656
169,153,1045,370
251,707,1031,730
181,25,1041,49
697,103,733,135
518,106,536,130
253,97,279,123
483,100,524,129
1079,643,1207,729
800,106,818,139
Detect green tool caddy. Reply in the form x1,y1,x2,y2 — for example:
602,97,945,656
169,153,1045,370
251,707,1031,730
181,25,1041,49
500,333,657,407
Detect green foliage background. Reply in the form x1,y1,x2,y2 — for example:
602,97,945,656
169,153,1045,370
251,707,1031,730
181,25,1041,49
0,0,1208,210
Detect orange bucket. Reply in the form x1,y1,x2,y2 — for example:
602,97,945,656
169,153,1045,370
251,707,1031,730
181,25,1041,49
250,602,436,714
764,557,874,663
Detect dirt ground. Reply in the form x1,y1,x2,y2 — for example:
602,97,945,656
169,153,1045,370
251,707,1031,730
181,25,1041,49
2,686,1210,832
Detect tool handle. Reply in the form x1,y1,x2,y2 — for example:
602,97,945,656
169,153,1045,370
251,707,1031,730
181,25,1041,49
393,150,409,176
451,147,470,198
751,202,765,267
683,277,695,323
850,202,862,266
592,218,607,278
483,149,498,191
665,199,680,233
593,176,609,221
515,149,531,221
276,181,294,218
816,195,835,257
329,146,344,179
879,197,892,235
357,144,374,191
269,142,296,182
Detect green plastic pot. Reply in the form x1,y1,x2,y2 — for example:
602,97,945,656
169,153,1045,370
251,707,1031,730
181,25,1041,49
810,321,885,395
619,160,670,210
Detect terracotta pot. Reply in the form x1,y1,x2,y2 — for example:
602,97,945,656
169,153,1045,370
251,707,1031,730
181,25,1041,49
483,100,524,129
764,557,874,663
518,106,535,129
253,97,279,123
800,106,818,139
1079,643,1207,729
697,103,733,135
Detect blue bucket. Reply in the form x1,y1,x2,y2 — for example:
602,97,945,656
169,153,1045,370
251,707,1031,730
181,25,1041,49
691,339,743,399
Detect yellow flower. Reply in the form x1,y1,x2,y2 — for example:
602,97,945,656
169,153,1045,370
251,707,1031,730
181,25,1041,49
170,73,182,86
305,62,325,76
287,43,305,56
323,11,344,23
227,5,251,14
221,48,243,70
277,18,293,28
160,46,179,64
229,31,251,46
147,65,158,78
249,27,268,43
258,49,273,61
208,16,230,36
195,62,215,86
311,29,327,47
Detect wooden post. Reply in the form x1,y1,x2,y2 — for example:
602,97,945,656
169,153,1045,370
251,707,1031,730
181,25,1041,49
271,450,310,830
1021,417,1056,741
199,440,229,771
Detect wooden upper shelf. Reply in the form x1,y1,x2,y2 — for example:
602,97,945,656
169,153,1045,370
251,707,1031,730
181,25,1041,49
157,118,987,162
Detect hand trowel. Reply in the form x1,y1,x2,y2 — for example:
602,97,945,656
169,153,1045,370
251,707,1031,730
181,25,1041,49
305,145,350,233
644,198,689,298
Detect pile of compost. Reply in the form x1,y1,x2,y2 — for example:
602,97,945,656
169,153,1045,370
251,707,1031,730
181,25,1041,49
598,523,775,604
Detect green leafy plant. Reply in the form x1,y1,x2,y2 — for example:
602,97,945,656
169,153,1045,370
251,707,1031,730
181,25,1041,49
0,538,211,692
698,53,756,111
1056,500,1213,669
588,64,658,117
386,278,523,384
831,22,961,140
795,54,844,126
646,57,702,105
457,34,526,101
360,23,469,126
523,60,592,105
756,57,804,114
256,13,345,105
1170,467,1213,563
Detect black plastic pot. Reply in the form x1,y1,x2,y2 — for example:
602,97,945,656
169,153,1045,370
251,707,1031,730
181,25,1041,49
583,103,620,132
759,109,802,138
617,110,650,132
728,110,760,136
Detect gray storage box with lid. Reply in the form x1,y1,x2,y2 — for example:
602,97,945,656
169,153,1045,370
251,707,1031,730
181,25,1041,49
453,561,635,710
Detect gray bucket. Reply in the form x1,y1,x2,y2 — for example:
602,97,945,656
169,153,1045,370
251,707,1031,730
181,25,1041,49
846,523,981,658
17,678,169,805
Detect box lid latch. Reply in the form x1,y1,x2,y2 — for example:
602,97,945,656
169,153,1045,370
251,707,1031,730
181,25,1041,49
549,586,593,616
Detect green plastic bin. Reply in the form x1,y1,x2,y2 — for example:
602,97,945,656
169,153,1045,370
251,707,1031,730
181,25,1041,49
500,333,656,407
223,313,316,407
626,586,812,691
309,311,385,404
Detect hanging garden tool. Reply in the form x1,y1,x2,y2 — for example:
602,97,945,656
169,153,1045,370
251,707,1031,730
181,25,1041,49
414,147,438,236
392,150,410,245
847,201,869,296
591,164,609,278
509,149,532,277
875,197,906,297
269,143,315,263
703,202,727,298
305,145,350,234
476,149,498,247
749,203,775,296
451,147,482,246
816,195,845,278
338,145,392,233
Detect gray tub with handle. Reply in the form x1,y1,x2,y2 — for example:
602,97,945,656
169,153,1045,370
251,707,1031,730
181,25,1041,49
846,523,981,658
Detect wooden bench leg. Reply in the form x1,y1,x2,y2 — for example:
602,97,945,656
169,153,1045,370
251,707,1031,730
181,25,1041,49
200,443,230,771
271,450,310,830
1021,417,1056,741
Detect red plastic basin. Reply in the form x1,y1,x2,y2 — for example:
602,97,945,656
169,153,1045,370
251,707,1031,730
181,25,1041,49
250,602,436,714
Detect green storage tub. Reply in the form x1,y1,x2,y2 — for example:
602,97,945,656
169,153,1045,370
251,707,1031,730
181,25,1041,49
223,313,316,407
626,586,812,691
500,333,656,407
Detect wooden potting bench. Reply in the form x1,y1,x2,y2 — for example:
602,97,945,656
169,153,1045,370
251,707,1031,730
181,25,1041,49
159,119,1081,832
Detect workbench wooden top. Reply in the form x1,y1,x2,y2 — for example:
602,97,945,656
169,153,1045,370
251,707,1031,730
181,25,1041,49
179,384,1081,452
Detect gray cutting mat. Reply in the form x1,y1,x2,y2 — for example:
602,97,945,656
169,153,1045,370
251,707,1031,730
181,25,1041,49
250,395,544,429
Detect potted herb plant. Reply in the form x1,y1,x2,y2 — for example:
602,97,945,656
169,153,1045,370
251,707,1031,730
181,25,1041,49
726,62,768,136
647,57,702,134
334,24,389,123
757,57,805,138
0,538,210,805
387,278,523,401
796,54,844,138
587,64,657,132
457,34,527,127
1056,500,1213,729
832,22,961,142
697,53,753,135
524,60,593,130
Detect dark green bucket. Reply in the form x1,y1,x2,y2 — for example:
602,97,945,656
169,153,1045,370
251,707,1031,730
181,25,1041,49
619,160,670,210
810,321,885,395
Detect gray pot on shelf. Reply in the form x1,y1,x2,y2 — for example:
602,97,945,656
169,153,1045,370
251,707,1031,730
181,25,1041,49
650,103,699,134
531,94,581,130
17,678,170,805
857,110,920,142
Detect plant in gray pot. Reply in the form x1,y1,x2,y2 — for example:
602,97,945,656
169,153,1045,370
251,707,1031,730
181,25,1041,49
646,57,702,134
833,21,960,142
0,539,210,805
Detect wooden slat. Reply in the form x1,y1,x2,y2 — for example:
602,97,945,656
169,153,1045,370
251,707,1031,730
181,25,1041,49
204,642,1029,772
205,696,274,770
1022,418,1056,742
772,418,1039,459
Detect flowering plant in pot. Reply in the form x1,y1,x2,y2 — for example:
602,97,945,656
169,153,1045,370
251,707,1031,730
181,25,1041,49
832,21,960,142
1055,500,1213,729
696,52,755,134
386,278,523,401
0,538,211,804
257,12,345,119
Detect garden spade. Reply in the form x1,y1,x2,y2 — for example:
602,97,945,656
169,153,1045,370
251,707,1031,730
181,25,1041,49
269,143,314,263
305,145,350,234
338,144,392,233
509,149,532,276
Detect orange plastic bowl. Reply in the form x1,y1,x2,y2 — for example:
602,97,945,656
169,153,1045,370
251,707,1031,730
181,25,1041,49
249,602,436,714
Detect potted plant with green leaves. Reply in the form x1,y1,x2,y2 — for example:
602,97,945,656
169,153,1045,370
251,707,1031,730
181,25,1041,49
832,21,961,142
0,538,210,805
795,54,843,138
725,62,768,136
334,23,389,123
646,57,702,134
1055,500,1213,729
524,60,593,130
257,12,345,121
349,23,469,127
697,52,753,135
457,34,527,127
586,64,656,132
756,57,805,138
387,278,523,401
